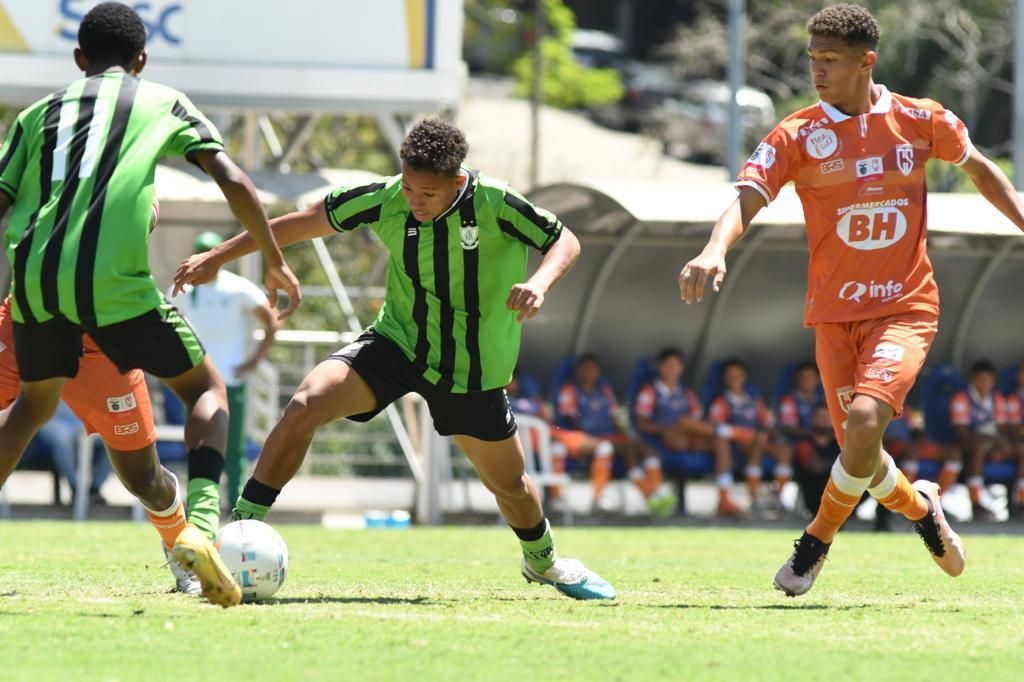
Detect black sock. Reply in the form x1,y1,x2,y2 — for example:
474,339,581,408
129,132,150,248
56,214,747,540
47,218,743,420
510,518,548,542
187,445,225,482
240,477,281,507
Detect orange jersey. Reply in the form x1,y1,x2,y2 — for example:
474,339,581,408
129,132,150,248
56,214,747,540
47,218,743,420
736,86,972,326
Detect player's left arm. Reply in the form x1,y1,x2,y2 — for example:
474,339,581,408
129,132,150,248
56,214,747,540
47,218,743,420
507,226,581,322
960,148,1024,232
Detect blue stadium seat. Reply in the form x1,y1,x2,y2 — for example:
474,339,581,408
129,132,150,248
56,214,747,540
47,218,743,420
516,372,542,400
997,365,1020,396
919,364,964,447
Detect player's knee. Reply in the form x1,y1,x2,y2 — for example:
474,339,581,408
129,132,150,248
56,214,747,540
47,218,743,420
490,473,532,501
844,402,885,450
281,389,334,433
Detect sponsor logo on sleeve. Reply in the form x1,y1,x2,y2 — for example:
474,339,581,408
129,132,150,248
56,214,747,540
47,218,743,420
106,393,138,414
895,144,915,176
872,342,906,364
746,142,777,169
806,128,839,159
113,422,141,436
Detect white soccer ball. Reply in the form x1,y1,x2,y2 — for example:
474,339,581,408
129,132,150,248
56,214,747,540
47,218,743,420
215,520,288,602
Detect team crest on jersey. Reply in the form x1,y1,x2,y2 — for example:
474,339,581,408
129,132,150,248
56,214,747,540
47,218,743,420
895,144,915,177
806,128,838,159
836,385,855,414
460,224,479,250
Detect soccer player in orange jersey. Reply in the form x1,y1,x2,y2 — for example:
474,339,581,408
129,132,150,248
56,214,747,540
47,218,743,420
680,4,1024,596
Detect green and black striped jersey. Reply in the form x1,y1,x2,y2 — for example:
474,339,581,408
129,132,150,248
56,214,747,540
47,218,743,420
324,169,563,393
0,71,223,327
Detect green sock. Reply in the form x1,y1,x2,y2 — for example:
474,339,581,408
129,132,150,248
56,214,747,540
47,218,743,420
233,495,271,521
186,477,221,542
519,521,558,573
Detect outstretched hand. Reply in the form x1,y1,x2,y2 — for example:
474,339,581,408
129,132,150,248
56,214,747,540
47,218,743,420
679,249,727,304
172,252,220,296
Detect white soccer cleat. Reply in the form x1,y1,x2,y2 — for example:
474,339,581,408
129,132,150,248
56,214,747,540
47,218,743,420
521,557,616,600
774,532,830,597
912,480,966,577
164,546,202,596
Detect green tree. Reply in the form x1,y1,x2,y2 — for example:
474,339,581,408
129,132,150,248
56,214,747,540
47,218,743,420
512,0,623,109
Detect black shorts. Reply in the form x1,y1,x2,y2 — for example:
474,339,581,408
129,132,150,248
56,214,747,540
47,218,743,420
330,330,517,442
13,302,205,381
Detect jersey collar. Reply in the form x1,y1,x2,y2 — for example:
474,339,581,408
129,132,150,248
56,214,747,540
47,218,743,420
433,167,478,223
819,84,891,123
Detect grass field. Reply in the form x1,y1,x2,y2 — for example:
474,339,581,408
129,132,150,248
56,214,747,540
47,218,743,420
1,522,1022,681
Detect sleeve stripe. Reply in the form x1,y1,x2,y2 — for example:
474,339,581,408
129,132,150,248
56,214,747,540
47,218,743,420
953,141,973,167
734,180,773,205
170,100,216,144
328,181,386,212
538,222,563,254
334,204,382,232
503,192,557,236
0,122,23,176
497,217,538,247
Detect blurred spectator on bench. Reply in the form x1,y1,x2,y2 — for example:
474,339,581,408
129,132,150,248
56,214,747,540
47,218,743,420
708,358,792,516
555,353,673,516
793,403,839,515
19,401,110,506
506,368,568,506
951,360,1012,518
777,362,822,446
1003,360,1024,511
633,348,718,452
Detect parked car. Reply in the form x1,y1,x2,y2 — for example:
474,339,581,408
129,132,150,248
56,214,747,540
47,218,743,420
588,60,680,132
651,80,776,165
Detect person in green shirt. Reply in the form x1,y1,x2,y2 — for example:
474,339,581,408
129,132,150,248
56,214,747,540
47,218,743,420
174,118,615,600
0,2,301,608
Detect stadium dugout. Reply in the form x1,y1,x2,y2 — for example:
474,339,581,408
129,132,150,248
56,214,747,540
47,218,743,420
521,180,1024,397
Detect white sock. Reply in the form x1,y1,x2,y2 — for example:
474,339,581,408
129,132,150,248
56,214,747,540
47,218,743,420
594,441,614,459
716,472,734,489
830,459,873,497
867,460,899,499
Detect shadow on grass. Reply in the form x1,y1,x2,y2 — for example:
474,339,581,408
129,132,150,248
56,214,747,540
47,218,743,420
267,596,438,606
648,603,902,611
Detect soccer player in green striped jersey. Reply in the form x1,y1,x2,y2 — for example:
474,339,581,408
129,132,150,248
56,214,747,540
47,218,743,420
175,118,616,600
0,2,301,608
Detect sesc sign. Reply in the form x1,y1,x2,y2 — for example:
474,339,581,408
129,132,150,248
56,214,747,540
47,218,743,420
59,0,183,45
0,0,463,113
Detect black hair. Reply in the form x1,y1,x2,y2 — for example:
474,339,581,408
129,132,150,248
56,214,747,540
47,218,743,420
78,2,147,67
576,353,601,368
806,4,880,50
720,357,747,376
399,118,469,176
795,361,819,376
970,359,996,376
656,347,685,364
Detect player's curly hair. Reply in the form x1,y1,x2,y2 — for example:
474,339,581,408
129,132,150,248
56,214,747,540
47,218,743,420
806,4,880,50
400,118,469,176
78,2,147,67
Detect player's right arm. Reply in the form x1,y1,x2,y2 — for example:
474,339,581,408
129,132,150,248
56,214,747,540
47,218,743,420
192,149,302,319
679,188,767,304
679,121,798,305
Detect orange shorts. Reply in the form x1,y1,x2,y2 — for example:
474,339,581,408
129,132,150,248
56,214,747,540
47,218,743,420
551,427,628,459
0,306,156,451
815,311,937,449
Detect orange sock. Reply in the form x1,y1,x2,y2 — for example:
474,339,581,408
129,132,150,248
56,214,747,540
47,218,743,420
937,462,961,493
147,497,188,551
590,445,614,501
875,469,929,521
806,462,871,544
644,457,663,494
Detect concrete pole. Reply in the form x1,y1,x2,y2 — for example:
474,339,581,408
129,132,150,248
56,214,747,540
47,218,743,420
726,0,746,180
530,0,545,189
1014,0,1024,189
